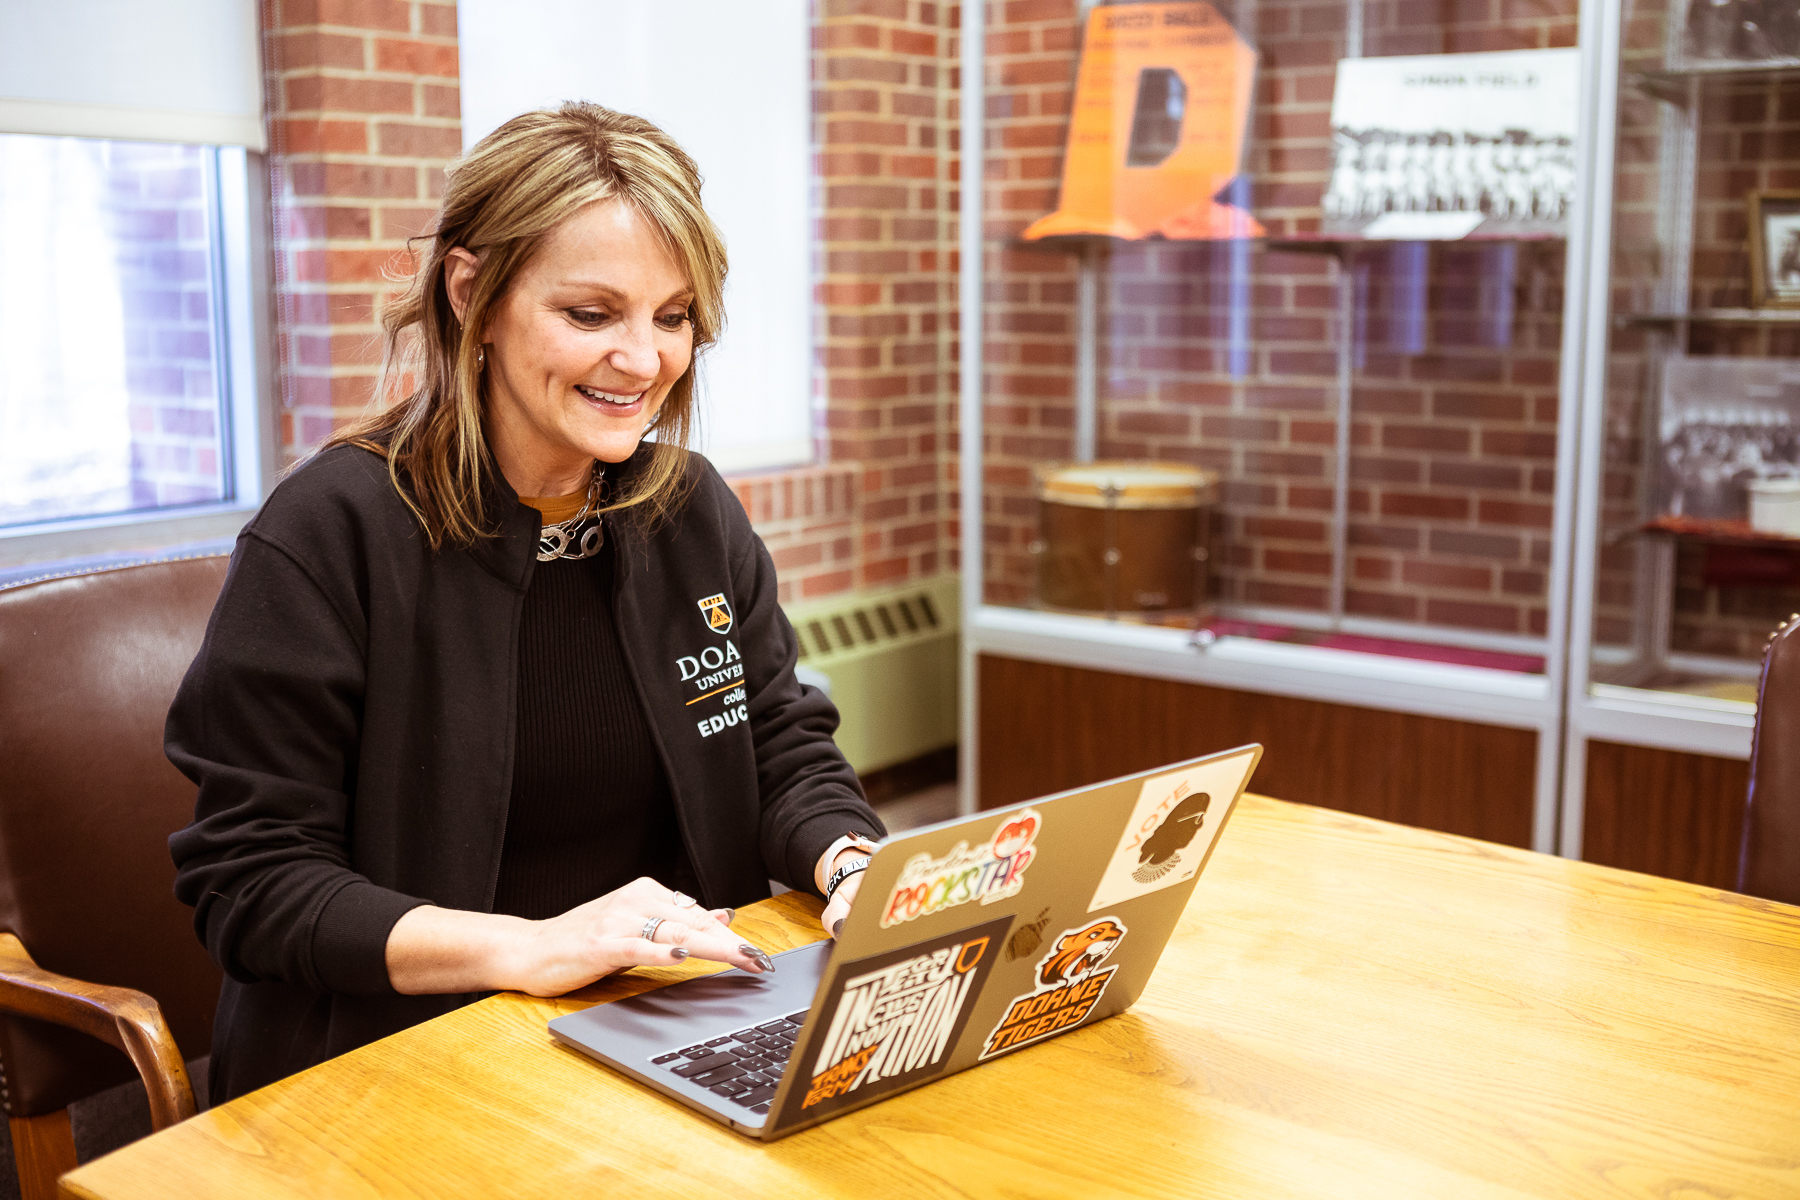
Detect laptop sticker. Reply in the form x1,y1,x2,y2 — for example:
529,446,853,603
1005,907,1053,961
878,807,1042,929
775,915,1013,1127
980,916,1128,1060
1086,753,1248,912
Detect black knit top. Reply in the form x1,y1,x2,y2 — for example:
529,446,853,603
491,533,699,919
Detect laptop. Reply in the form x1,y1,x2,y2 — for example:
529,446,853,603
548,743,1263,1141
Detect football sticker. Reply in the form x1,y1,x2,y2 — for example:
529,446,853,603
1005,907,1053,961
1086,749,1254,912
879,808,1042,929
980,916,1128,1059
775,916,1012,1126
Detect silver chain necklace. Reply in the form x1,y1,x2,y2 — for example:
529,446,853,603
535,463,605,562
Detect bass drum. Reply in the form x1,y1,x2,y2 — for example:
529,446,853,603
1033,461,1219,616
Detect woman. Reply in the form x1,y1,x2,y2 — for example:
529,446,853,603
168,102,885,1104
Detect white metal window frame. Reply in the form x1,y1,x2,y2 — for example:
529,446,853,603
1557,0,1759,861
958,0,1623,862
0,146,275,572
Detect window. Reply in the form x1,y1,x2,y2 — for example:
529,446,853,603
1,136,240,527
0,0,268,565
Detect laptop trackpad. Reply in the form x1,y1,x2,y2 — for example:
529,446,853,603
576,939,833,1042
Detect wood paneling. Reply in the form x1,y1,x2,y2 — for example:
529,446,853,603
978,654,1537,847
10,1109,75,1200
1582,741,1748,890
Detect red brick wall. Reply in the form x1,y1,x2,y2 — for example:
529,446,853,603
261,0,1642,634
807,0,958,598
262,0,956,606
978,0,1574,637
262,0,461,464
730,467,860,605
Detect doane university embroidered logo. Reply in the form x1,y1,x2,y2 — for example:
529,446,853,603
697,592,733,635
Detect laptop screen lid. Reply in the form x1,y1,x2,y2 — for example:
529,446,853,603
759,742,1262,1139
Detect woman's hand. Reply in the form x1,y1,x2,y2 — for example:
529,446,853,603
820,866,864,936
386,877,775,997
511,878,771,996
818,845,873,937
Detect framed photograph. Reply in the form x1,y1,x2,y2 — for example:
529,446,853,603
1749,190,1800,309
1656,355,1800,519
1318,48,1580,240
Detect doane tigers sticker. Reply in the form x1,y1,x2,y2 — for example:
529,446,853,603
697,592,733,634
979,916,1127,1060
774,916,1012,1128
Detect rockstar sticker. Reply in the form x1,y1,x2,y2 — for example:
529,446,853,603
879,808,1042,929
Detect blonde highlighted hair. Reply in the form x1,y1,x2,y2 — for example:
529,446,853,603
328,101,727,549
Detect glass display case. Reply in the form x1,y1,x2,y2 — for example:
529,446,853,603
1561,0,1800,858
961,0,1594,848
958,0,1792,870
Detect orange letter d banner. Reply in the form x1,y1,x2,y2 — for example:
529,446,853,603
1022,2,1261,242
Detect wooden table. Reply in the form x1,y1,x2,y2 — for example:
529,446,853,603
60,796,1800,1200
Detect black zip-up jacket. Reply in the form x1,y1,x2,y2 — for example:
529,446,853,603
167,443,882,1102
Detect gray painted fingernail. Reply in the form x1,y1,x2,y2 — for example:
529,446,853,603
741,944,775,972
670,947,688,960
832,918,845,938
722,908,736,924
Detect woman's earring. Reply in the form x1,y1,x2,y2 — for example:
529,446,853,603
476,345,486,370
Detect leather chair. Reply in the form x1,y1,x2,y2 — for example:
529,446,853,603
0,556,229,1200
1742,612,1800,905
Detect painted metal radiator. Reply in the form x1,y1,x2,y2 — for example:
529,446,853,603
781,574,959,774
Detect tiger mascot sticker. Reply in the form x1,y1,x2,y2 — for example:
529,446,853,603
980,916,1128,1059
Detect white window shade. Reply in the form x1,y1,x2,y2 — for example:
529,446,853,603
458,0,814,476
0,0,265,150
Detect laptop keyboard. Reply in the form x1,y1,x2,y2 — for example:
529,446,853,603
649,1010,810,1115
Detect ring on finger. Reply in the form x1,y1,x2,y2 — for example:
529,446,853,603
670,891,698,908
641,916,665,943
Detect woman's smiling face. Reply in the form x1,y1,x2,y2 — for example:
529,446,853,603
452,198,695,497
